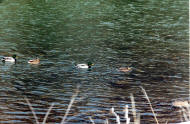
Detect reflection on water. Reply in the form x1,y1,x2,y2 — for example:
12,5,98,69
0,0,188,123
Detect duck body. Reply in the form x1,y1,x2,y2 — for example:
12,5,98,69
118,67,132,72
76,64,89,68
2,55,16,62
172,100,190,108
28,58,40,64
76,62,94,69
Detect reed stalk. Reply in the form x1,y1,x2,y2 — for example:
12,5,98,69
130,94,140,124
89,117,95,124
124,105,130,124
140,86,159,124
60,88,79,124
42,103,55,124
104,119,109,124
110,107,120,124
24,97,40,124
130,94,138,124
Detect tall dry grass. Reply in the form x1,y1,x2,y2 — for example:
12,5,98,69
140,86,159,124
24,86,190,124
25,87,79,124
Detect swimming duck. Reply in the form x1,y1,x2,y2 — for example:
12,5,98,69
76,62,94,69
2,55,17,62
172,100,190,108
118,67,132,72
28,58,40,64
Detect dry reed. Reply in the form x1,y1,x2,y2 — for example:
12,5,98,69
24,97,40,124
60,88,79,124
140,86,159,124
24,87,79,124
130,94,140,124
23,86,190,124
89,117,95,124
42,103,55,124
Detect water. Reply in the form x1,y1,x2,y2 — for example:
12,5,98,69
0,0,189,123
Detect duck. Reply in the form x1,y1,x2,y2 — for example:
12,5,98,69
76,62,94,69
2,54,17,62
172,100,190,108
118,67,132,72
28,58,40,64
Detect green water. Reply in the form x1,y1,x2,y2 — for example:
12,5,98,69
0,0,188,123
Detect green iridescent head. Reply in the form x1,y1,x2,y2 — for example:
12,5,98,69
12,54,17,59
87,62,94,68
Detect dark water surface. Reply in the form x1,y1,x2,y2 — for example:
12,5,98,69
0,0,189,123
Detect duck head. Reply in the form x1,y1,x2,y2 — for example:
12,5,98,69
87,62,94,68
12,54,17,59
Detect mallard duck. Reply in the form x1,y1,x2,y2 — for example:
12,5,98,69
118,67,132,72
76,62,94,69
28,58,40,64
2,54,17,62
172,100,190,108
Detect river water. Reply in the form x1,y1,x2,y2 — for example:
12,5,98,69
0,0,189,123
